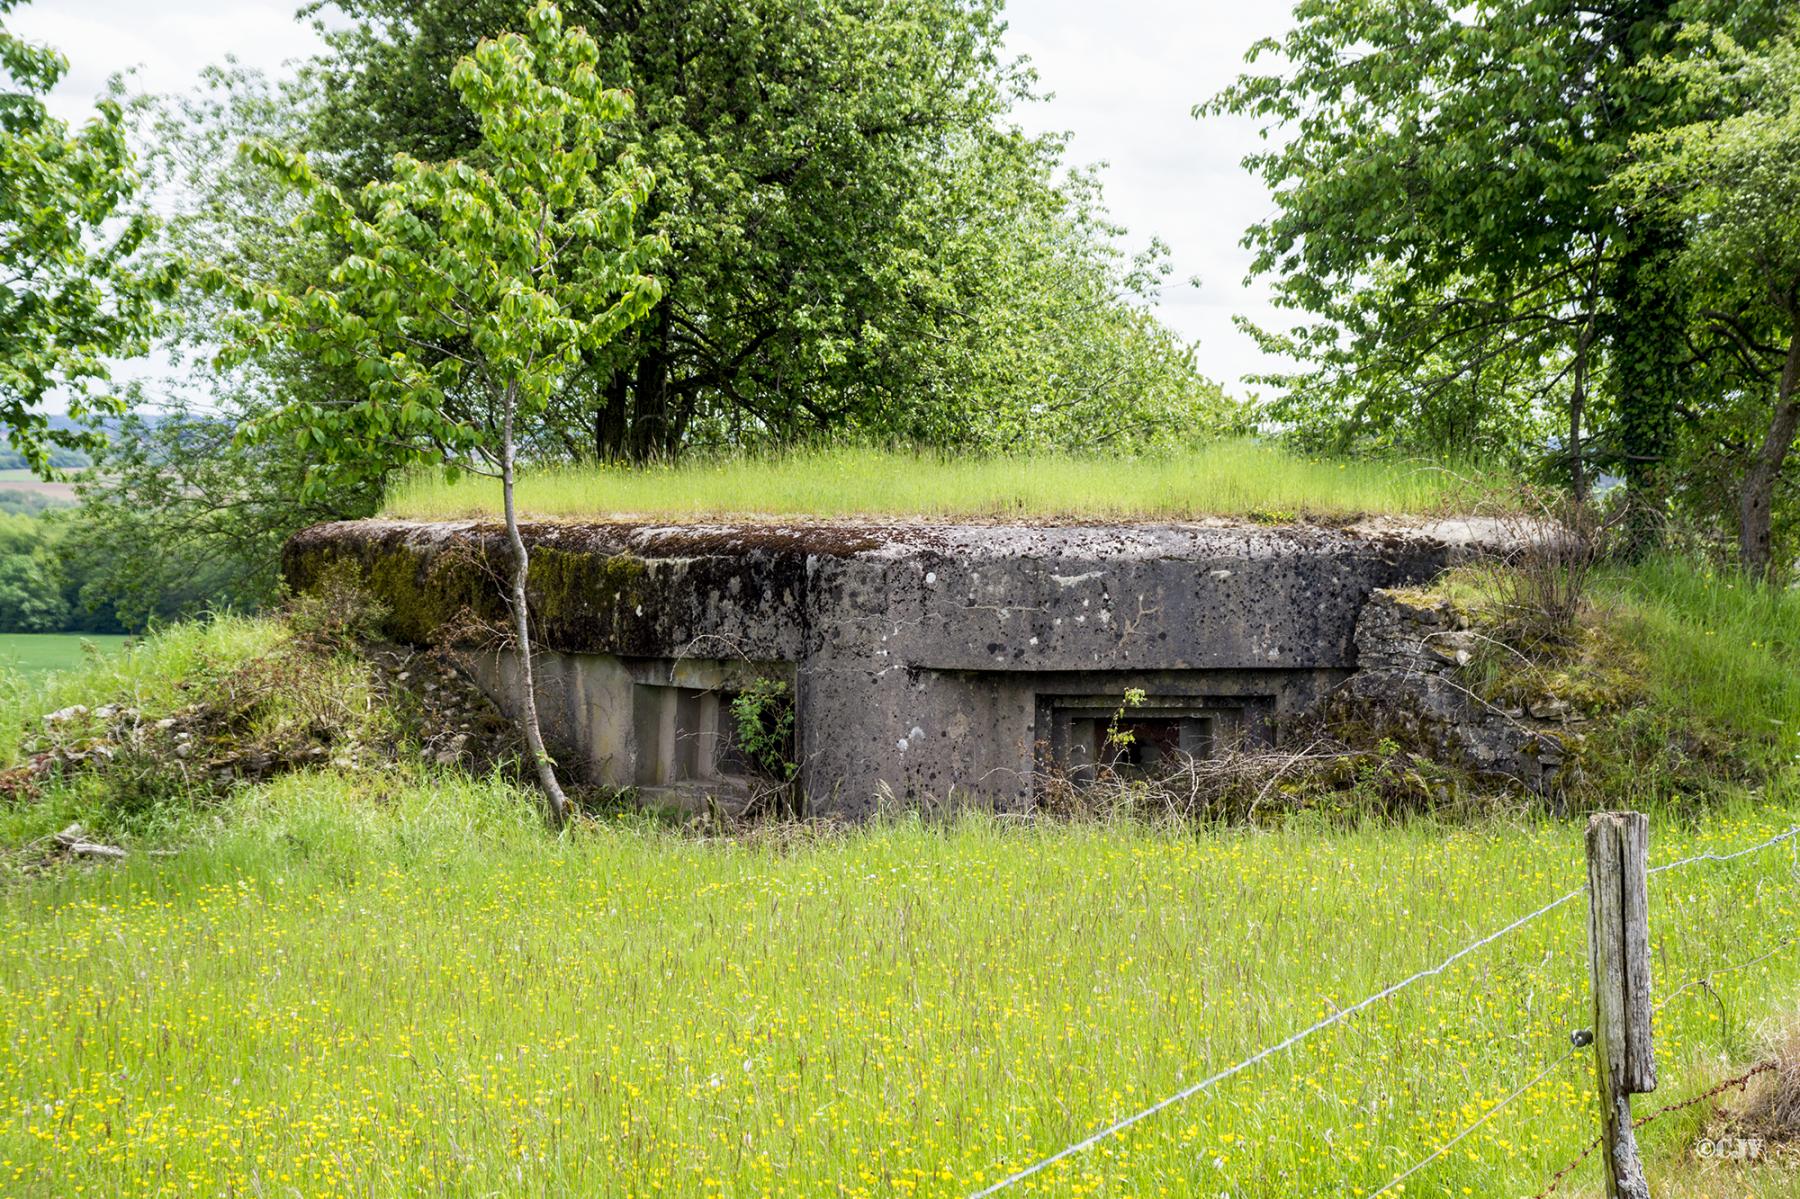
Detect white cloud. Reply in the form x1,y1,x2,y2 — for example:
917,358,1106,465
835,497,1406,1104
8,0,329,121
1003,0,1299,396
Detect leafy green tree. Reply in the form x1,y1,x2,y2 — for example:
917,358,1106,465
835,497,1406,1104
216,3,665,821
0,0,176,473
0,511,67,631
63,404,378,629
58,63,394,630
1204,0,1782,511
293,0,1224,460
1619,21,1800,580
896,149,1234,451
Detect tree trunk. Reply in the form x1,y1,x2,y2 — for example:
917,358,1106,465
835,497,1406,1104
501,384,571,825
1609,223,1686,557
1570,323,1591,504
1739,321,1800,583
594,370,631,463
627,305,673,463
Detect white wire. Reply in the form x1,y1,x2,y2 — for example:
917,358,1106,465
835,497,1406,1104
965,883,1586,1198
1367,1047,1582,1198
1648,824,1800,876
968,821,1800,1198
1369,926,1800,1197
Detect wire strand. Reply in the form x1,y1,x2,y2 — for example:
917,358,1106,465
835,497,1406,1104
1368,1047,1583,1198
1367,926,1800,1197
965,883,1585,1197
968,822,1800,1198
1648,825,1800,876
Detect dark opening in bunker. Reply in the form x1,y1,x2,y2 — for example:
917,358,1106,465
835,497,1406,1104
1041,693,1240,785
631,683,747,787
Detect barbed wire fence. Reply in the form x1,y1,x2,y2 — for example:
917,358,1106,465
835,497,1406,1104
967,821,1800,1199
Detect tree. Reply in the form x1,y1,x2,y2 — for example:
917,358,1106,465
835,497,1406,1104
290,0,1225,460
66,403,379,629
0,511,68,631
1619,21,1800,580
215,2,665,821
1204,0,1782,510
59,63,397,628
0,0,176,473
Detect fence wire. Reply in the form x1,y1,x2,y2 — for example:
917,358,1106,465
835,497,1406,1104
965,883,1586,1197
1647,824,1800,877
1373,926,1800,1197
967,821,1800,1198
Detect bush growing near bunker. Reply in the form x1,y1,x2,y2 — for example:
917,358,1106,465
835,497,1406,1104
730,678,798,783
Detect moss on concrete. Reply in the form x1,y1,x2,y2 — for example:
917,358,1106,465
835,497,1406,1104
527,546,649,643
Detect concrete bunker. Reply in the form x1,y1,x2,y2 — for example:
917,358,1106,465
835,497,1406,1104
284,517,1510,817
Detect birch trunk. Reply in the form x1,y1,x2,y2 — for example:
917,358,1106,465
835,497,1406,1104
500,384,570,825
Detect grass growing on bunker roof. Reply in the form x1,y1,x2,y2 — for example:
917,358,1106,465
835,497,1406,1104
383,441,1484,522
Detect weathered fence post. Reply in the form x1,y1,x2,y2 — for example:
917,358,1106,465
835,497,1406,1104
1585,811,1657,1199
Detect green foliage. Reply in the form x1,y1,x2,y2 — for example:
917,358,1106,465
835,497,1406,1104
1616,19,1800,577
0,509,131,635
65,405,381,628
1434,552,1800,802
728,677,797,782
58,65,391,626
1103,687,1147,757
0,1,178,474
292,0,1226,459
0,511,64,630
1203,0,1782,491
213,4,665,493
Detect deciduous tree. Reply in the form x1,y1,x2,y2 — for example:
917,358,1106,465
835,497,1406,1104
0,0,176,472
216,3,665,821
1619,21,1800,580
294,0,1225,459
1204,0,1782,517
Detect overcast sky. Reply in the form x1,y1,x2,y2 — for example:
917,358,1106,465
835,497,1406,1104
10,0,1296,397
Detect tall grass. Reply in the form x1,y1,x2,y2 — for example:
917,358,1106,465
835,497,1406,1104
384,441,1480,522
1602,556,1800,766
2,776,1797,1197
0,615,283,768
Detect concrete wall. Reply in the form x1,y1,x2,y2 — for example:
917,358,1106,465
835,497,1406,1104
286,517,1508,816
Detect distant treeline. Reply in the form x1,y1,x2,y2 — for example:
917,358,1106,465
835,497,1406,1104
0,447,88,472
0,510,129,634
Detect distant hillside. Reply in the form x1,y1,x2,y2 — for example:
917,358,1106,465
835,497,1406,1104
0,414,100,471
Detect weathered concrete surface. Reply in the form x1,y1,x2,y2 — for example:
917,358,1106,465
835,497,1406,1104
285,517,1512,816
1341,589,1568,795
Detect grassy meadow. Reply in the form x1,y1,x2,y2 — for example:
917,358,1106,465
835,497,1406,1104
384,442,1481,523
2,777,1798,1199
0,633,136,683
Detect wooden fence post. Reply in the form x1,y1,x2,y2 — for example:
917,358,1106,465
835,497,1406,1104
1586,811,1658,1199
